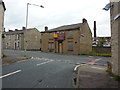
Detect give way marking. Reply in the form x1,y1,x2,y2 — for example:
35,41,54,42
0,70,22,79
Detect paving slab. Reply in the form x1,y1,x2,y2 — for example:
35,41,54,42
77,64,120,88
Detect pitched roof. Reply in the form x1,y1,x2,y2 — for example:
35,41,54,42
42,23,82,33
0,0,6,11
4,30,25,35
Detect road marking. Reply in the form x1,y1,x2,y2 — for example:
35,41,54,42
17,60,27,63
86,58,102,65
0,70,22,79
91,66,105,70
89,56,93,58
37,60,53,66
31,57,34,59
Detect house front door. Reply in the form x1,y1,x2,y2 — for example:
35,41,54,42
14,43,17,50
59,43,62,54
58,41,63,54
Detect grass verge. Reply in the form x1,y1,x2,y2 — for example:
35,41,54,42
81,52,111,57
106,69,120,81
2,55,31,65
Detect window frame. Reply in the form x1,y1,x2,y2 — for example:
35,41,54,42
67,41,74,51
48,42,55,50
67,31,73,39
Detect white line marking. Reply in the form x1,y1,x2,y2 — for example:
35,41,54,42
37,60,53,66
0,70,22,79
17,60,27,63
74,65,81,72
91,67,105,70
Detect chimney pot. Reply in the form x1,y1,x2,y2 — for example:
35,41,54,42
3,28,5,32
82,18,87,23
22,27,26,30
15,29,18,31
9,30,13,32
45,26,48,31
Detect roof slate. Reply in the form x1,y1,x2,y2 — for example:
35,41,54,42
4,30,25,35
42,23,82,33
4,28,35,35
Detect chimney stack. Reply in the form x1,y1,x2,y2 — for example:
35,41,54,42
3,28,5,32
45,26,48,31
9,30,13,32
94,21,96,38
15,29,18,31
82,18,87,23
22,27,26,30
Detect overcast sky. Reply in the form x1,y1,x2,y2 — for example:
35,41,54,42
3,0,110,37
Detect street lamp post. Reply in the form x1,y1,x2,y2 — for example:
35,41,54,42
25,3,44,29
25,3,29,29
24,3,44,52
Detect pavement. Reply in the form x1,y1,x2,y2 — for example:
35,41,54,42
75,64,120,88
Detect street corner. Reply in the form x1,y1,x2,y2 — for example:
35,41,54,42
73,64,80,88
2,54,31,65
73,63,107,88
73,64,81,73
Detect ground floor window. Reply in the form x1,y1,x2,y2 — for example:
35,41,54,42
68,42,73,51
48,42,54,50
18,42,20,48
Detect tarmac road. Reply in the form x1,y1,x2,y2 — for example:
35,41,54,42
2,50,111,88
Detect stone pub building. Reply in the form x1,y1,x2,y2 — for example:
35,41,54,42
41,18,92,55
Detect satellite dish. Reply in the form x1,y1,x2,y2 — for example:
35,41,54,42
103,3,113,11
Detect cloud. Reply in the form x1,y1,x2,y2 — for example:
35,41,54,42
3,0,110,37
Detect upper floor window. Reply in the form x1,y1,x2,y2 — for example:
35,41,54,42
49,33,54,40
68,31,73,39
9,35,11,40
15,34,20,40
17,35,19,40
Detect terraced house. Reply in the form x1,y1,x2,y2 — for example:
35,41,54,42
3,27,41,50
41,18,92,55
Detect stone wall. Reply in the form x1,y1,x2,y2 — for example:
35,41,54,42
0,3,4,59
92,46,111,53
24,28,41,50
110,2,120,76
79,22,92,54
41,23,92,55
